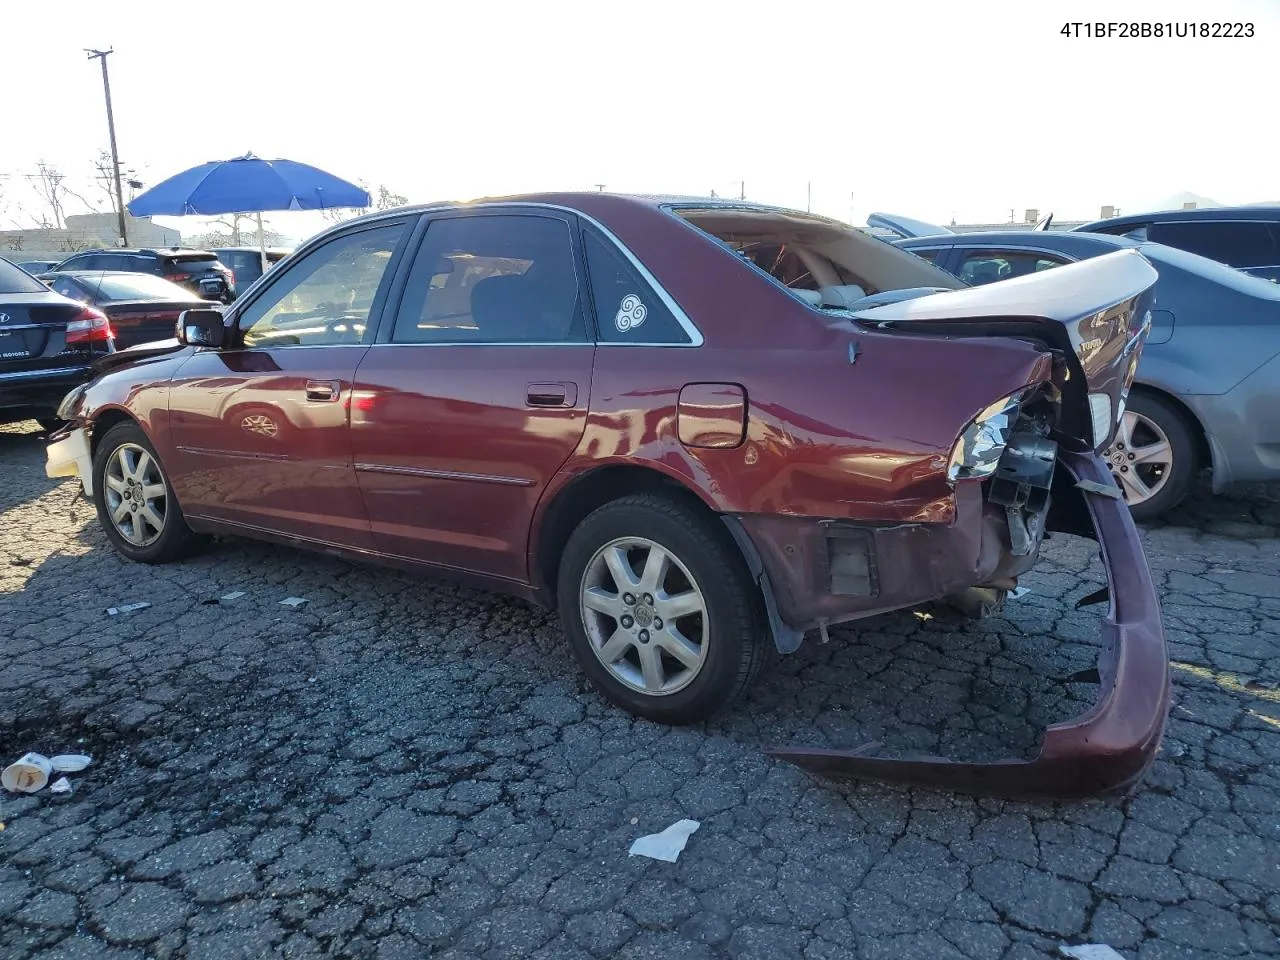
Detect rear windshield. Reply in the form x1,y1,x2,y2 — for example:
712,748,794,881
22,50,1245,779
81,273,196,301
0,257,47,295
166,254,219,271
1140,242,1280,299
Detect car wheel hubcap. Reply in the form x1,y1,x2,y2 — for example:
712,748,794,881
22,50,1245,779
1104,410,1173,506
104,443,168,546
580,537,709,696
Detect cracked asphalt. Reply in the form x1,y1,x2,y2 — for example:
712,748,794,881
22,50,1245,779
1,420,1278,960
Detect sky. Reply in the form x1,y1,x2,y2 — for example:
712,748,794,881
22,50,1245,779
1,0,1276,244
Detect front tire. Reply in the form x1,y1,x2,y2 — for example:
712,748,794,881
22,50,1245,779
557,493,770,725
1105,392,1197,520
92,421,202,563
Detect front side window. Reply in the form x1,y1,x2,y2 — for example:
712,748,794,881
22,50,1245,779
581,229,689,344
392,215,583,344
237,224,405,349
956,251,1066,286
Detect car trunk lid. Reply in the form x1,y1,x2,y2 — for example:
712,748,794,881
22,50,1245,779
0,297,99,371
103,299,205,350
852,248,1158,449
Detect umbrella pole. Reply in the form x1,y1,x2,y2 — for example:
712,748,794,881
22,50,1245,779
255,212,268,278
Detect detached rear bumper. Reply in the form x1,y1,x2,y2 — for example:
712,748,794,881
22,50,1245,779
45,426,94,498
769,450,1171,799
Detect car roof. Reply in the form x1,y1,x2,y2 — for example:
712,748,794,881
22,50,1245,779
210,246,292,255
61,247,218,257
1076,205,1280,232
897,230,1139,254
337,191,839,229
50,270,170,279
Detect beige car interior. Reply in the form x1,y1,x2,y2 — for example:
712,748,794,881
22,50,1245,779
675,207,962,310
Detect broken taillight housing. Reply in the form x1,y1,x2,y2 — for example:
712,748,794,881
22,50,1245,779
947,391,1024,482
64,307,113,344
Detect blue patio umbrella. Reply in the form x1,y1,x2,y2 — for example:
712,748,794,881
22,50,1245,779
127,152,371,275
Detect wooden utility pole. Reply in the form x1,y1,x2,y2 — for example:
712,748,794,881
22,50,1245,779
86,48,128,247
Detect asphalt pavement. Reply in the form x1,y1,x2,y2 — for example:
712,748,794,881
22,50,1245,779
1,420,1278,959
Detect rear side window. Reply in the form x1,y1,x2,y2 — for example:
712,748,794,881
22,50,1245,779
0,258,46,294
220,252,258,275
1148,221,1280,269
392,215,585,344
956,250,1066,286
581,230,690,344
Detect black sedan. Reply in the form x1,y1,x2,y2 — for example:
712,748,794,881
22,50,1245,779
0,257,113,431
39,271,218,350
896,230,1280,519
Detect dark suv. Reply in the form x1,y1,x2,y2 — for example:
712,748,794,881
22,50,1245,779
51,248,236,303
1074,206,1280,282
209,246,291,296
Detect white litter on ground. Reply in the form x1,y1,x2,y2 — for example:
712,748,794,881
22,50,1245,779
1010,586,1032,599
2,752,52,793
628,819,700,863
1060,945,1127,960
49,755,92,773
280,597,309,607
221,591,246,601
49,777,74,795
106,602,151,616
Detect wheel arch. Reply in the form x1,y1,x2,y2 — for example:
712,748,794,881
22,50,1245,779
530,463,713,601
529,462,805,655
1127,382,1212,479
89,406,142,456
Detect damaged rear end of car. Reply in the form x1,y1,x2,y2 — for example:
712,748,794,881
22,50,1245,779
763,249,1171,798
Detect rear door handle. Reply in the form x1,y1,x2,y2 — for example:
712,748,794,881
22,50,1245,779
305,380,342,402
526,382,577,408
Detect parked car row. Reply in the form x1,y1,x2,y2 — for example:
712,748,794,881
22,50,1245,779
885,210,1280,519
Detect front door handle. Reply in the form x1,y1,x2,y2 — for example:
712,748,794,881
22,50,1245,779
305,380,342,402
526,382,577,408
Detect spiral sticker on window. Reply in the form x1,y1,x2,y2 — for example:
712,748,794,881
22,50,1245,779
614,294,648,333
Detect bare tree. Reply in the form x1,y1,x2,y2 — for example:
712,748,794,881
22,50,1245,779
187,225,285,250
203,213,281,246
31,162,70,229
375,185,408,210
318,180,406,224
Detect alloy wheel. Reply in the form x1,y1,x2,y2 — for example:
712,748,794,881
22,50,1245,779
103,443,168,547
579,537,709,696
1105,410,1173,507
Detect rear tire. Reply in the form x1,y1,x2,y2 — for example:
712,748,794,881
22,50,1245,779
1106,392,1197,520
557,493,770,725
92,421,203,564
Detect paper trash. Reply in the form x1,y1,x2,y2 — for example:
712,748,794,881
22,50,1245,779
628,819,700,863
49,777,74,795
1061,945,1127,960
221,591,246,601
106,602,151,616
2,753,53,793
280,597,309,607
50,755,92,773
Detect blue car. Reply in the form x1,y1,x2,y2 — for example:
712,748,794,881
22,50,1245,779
896,230,1280,519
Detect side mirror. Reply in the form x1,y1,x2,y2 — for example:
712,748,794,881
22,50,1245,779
176,308,226,348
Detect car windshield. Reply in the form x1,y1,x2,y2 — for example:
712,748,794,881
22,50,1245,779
0,257,47,295
79,273,197,301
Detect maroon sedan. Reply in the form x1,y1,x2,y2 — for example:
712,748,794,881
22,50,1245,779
46,193,1170,797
